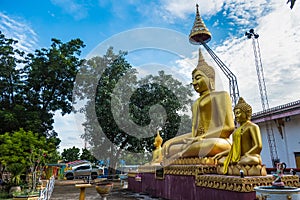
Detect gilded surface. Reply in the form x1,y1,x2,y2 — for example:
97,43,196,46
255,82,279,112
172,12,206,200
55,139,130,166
217,164,267,176
164,165,216,176
214,97,265,176
189,4,212,44
138,164,217,176
138,165,157,173
149,130,163,165
162,157,216,166
128,172,140,177
161,49,234,161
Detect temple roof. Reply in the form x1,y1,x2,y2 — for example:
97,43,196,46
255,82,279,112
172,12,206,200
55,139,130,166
252,100,300,123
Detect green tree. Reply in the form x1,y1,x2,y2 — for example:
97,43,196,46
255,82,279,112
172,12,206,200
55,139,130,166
0,31,26,134
0,129,48,166
0,31,84,181
120,152,151,165
22,38,85,137
76,47,193,171
0,31,85,138
80,148,97,163
0,129,57,184
61,146,80,162
129,71,193,152
74,47,138,171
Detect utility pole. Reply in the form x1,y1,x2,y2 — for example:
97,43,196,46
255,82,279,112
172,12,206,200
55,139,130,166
245,29,279,166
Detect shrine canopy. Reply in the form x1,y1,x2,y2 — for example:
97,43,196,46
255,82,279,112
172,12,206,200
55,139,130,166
66,160,90,167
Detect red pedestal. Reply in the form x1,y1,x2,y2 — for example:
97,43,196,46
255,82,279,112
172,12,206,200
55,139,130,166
128,173,256,200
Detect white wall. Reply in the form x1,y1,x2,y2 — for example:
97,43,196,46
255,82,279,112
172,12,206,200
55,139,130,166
258,114,300,168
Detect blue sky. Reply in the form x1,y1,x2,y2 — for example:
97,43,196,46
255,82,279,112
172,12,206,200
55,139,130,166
1,0,300,151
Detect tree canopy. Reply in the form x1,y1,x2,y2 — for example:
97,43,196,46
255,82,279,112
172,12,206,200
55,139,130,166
0,31,85,182
60,147,97,163
80,148,97,163
0,129,57,170
0,31,85,138
75,47,193,169
61,146,80,162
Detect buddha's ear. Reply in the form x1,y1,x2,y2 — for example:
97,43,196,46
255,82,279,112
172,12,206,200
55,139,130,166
209,78,215,90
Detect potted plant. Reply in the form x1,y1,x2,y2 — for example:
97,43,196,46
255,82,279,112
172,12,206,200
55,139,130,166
9,148,47,200
95,181,114,200
6,163,39,200
7,163,25,195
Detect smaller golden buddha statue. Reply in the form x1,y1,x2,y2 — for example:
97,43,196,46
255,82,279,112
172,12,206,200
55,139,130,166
150,130,163,165
214,97,266,176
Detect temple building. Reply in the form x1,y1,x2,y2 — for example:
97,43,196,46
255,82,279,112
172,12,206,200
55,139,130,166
252,100,300,168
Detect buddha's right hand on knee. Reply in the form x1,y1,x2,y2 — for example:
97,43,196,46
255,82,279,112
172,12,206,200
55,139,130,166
183,138,194,144
212,152,225,161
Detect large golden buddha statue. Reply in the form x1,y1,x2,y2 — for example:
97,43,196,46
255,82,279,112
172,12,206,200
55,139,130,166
162,49,235,162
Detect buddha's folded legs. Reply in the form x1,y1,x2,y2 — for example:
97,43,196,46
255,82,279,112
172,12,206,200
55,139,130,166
166,137,231,159
162,132,192,157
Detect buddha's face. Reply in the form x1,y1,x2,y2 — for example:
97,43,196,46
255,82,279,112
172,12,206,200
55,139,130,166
234,108,247,124
154,138,161,147
154,140,158,147
192,70,210,94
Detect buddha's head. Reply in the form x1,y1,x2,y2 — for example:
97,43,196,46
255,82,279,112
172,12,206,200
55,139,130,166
154,130,163,148
234,97,252,121
192,48,215,91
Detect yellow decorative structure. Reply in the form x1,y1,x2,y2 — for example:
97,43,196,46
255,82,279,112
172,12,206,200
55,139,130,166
189,4,211,44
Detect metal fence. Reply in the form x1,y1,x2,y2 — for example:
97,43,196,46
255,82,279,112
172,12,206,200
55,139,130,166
39,175,55,200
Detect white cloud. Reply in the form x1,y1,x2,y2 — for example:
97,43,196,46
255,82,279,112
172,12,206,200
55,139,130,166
212,0,300,112
161,0,196,19
156,0,300,113
53,111,86,152
158,0,268,21
160,0,224,18
50,0,89,20
0,12,38,53
222,0,269,25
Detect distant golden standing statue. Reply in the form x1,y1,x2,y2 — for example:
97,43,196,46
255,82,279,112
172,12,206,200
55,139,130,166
162,49,234,162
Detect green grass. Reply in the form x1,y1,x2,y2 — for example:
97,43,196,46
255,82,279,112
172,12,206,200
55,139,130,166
0,190,13,199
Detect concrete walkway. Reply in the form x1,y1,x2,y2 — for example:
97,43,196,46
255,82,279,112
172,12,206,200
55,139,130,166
50,180,162,200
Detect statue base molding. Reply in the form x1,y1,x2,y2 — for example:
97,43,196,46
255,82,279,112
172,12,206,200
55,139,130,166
195,174,299,192
162,157,216,166
128,165,299,200
217,164,267,176
138,164,217,176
